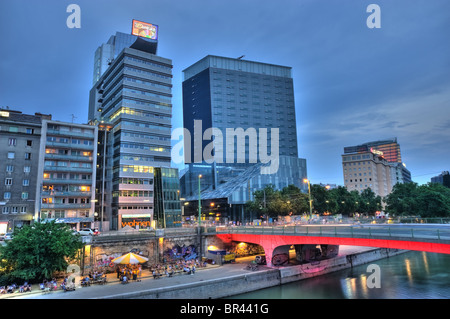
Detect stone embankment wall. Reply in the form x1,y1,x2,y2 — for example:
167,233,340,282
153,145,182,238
101,247,407,299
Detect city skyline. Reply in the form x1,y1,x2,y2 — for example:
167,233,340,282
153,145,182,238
1,0,449,187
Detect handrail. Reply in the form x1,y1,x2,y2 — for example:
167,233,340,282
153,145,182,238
210,224,450,243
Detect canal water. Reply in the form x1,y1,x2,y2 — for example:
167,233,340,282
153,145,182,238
229,251,450,299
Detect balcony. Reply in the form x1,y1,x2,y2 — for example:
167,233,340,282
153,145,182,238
44,154,93,162
44,166,94,173
41,191,92,197
46,141,94,150
43,179,92,185
116,196,153,204
40,203,92,209
47,129,95,139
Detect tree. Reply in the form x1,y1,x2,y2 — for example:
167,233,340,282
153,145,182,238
384,182,419,216
246,184,309,220
280,185,309,215
0,221,83,283
415,183,450,217
359,188,382,216
328,186,358,216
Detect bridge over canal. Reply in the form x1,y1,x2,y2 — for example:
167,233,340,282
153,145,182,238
211,224,450,266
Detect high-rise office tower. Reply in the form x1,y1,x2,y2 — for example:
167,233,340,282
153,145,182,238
344,138,402,164
89,21,179,230
181,55,301,197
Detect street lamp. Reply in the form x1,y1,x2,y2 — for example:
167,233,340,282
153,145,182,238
303,178,313,219
198,175,202,227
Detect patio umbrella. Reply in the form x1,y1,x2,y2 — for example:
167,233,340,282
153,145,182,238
111,252,149,264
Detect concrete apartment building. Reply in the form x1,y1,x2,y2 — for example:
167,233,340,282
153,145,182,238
342,149,395,197
35,120,98,230
88,27,180,230
0,109,51,234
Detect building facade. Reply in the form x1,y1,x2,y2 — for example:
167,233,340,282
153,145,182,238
431,171,450,188
154,167,182,228
0,109,51,234
182,55,298,165
344,138,412,184
35,120,98,230
180,55,305,204
342,149,395,197
89,30,177,230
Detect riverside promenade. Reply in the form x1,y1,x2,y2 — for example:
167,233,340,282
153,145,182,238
2,245,393,299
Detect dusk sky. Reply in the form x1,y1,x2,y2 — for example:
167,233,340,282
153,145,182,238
1,0,449,186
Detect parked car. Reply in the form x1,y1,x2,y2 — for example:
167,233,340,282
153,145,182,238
4,233,14,241
77,228,94,236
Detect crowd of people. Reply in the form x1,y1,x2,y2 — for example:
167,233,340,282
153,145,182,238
0,282,32,294
1,257,216,296
116,264,142,283
148,258,209,279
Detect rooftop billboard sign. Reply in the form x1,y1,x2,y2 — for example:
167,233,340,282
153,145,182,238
132,20,158,40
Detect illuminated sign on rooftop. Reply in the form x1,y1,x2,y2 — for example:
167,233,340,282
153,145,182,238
370,148,384,156
132,20,158,40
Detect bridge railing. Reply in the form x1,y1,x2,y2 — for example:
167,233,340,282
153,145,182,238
211,225,450,242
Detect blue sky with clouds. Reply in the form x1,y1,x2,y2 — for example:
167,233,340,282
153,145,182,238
1,0,449,186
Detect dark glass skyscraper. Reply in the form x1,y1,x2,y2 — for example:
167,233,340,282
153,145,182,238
182,55,298,165
180,56,307,223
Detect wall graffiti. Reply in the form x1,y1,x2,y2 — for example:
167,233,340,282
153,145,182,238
164,244,198,262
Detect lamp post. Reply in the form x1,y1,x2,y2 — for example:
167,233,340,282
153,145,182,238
198,174,202,228
303,178,313,220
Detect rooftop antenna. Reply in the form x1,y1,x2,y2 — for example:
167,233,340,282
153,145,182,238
71,114,77,123
237,55,245,60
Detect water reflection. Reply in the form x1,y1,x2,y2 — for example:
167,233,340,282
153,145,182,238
229,251,450,299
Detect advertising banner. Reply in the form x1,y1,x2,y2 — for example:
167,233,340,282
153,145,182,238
132,20,158,40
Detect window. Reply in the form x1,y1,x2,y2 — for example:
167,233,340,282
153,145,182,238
9,126,18,133
20,207,27,213
23,179,29,186
26,140,33,147
21,192,28,200
8,138,16,146
11,207,18,214
6,165,13,172
26,128,34,134
25,153,31,160
5,178,12,185
7,152,15,159
4,192,11,199
2,206,9,214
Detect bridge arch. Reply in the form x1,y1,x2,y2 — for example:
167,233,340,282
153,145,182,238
216,233,450,267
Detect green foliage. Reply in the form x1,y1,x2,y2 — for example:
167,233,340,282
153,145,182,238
0,221,83,283
384,182,450,217
246,184,308,218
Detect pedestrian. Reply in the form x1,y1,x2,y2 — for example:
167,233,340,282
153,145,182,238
138,265,142,280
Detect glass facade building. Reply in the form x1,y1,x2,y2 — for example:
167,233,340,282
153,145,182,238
89,32,178,230
154,167,182,228
182,55,298,165
92,32,157,86
181,55,305,205
344,138,402,164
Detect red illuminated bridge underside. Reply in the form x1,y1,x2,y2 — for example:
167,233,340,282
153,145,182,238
216,234,450,266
